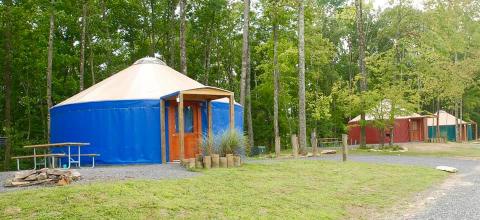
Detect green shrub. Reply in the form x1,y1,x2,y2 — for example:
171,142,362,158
218,130,245,156
378,145,403,151
199,135,214,156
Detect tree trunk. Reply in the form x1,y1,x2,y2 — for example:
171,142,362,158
90,41,95,85
100,0,111,75
3,0,13,170
355,0,367,147
203,37,211,85
79,0,87,91
246,45,254,149
168,0,175,66
149,0,155,57
240,0,250,107
47,0,55,144
379,129,385,147
436,97,440,138
297,0,307,153
460,98,463,141
179,0,187,75
273,22,280,157
455,101,459,142
389,127,394,146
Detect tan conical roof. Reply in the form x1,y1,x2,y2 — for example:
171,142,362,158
427,110,468,126
56,57,204,106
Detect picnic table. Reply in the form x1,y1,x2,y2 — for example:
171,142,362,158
14,142,92,171
0,137,6,147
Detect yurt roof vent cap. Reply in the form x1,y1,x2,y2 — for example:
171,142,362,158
133,57,166,65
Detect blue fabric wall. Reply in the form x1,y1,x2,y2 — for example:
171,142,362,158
428,125,474,141
51,99,243,165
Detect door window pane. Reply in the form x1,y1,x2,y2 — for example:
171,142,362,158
175,106,194,133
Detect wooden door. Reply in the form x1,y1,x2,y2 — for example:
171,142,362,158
168,101,202,161
409,120,420,141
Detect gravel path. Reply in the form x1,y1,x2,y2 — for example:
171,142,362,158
0,164,199,193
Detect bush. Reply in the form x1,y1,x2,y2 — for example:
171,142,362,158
358,145,373,150
378,145,403,151
199,135,214,156
218,130,245,156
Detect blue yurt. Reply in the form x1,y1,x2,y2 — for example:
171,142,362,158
51,57,243,165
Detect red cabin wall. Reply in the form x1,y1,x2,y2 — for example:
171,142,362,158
348,118,418,145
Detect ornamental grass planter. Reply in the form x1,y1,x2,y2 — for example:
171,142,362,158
203,156,211,169
195,159,203,169
233,156,241,167
180,159,189,167
211,154,220,168
226,154,234,168
188,158,196,169
219,157,227,168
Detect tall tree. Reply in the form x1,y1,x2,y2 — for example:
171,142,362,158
2,0,13,170
297,0,307,152
179,0,187,75
90,40,95,85
240,0,250,107
47,0,55,143
355,0,367,147
246,46,254,148
273,13,280,157
149,0,156,57
80,0,87,91
168,0,176,66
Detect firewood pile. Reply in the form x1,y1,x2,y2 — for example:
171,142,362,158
4,168,81,187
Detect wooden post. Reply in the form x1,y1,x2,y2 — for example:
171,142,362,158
160,99,166,163
291,134,298,158
423,117,429,142
208,100,213,153
179,93,185,161
342,134,348,162
475,122,478,140
229,94,235,131
311,132,318,157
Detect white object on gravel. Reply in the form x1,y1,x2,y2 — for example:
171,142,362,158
436,166,458,173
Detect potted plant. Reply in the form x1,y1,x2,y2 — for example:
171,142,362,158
199,136,212,169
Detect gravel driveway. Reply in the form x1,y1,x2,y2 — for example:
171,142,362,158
0,164,198,193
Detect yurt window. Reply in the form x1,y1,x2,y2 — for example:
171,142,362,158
175,106,194,133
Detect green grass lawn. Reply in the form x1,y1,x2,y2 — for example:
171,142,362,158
0,160,447,219
350,143,480,159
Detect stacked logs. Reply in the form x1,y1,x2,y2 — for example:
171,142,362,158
181,154,242,170
4,168,81,187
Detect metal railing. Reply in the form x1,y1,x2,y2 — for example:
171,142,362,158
317,138,341,148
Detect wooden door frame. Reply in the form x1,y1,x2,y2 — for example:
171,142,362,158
167,100,202,161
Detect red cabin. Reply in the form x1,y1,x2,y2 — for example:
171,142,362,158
347,101,429,145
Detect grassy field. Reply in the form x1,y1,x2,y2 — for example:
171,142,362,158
0,160,447,219
350,142,480,159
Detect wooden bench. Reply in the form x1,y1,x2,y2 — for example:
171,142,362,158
54,154,100,168
12,153,66,171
